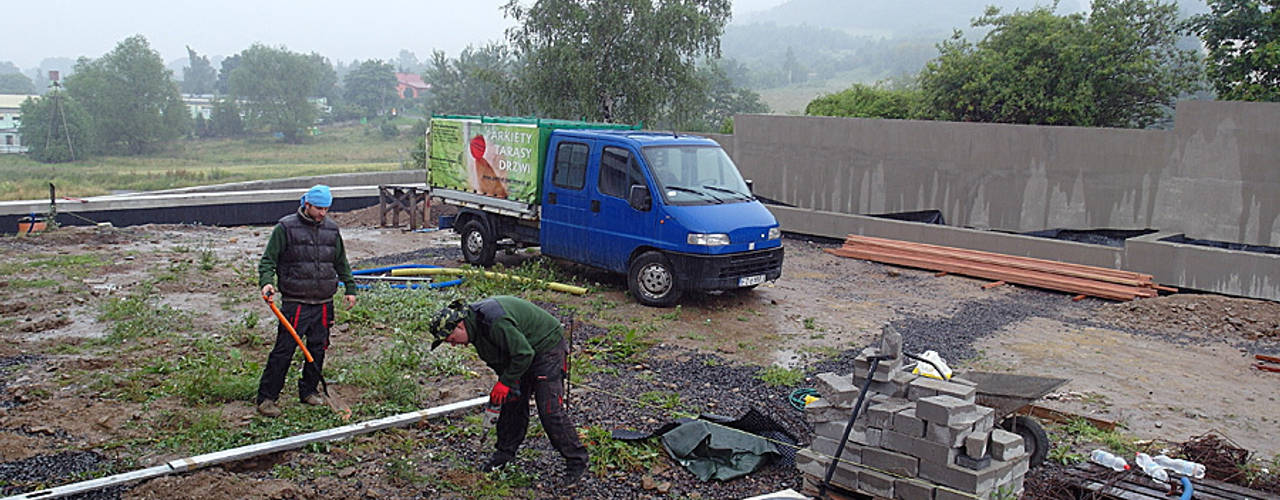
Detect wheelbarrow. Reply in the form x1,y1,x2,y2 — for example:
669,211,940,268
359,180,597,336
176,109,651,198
959,371,1070,469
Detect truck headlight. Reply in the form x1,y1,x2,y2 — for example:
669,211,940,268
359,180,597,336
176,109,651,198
687,233,730,246
767,227,781,240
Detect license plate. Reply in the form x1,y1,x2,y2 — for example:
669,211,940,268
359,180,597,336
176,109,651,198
738,274,766,287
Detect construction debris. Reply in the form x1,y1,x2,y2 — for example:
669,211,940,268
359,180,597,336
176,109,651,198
826,234,1172,301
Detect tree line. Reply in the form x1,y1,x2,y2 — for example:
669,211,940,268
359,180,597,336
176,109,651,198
805,0,1279,127
17,0,769,164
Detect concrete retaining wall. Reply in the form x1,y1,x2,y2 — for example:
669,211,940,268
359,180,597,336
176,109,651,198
734,101,1280,247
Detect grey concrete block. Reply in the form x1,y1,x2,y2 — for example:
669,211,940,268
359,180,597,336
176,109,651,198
798,449,859,491
908,376,976,402
814,421,847,441
925,422,968,448
893,408,927,438
867,399,913,429
894,478,936,500
989,429,1025,461
866,427,884,447
859,468,896,498
862,445,920,478
880,430,955,467
964,431,990,459
919,457,1003,494
954,453,991,471
916,395,976,426
814,372,861,407
972,406,995,434
812,436,863,465
934,486,992,500
804,398,865,425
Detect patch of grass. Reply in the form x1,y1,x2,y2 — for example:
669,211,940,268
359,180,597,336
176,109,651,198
199,249,218,272
1048,418,1141,463
337,325,475,410
96,291,192,343
0,254,106,278
638,391,683,411
583,324,656,365
7,278,58,289
658,305,682,321
583,425,660,475
756,365,805,387
803,317,817,330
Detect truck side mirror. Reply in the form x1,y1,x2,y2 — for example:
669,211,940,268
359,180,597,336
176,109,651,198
628,185,651,211
745,179,754,193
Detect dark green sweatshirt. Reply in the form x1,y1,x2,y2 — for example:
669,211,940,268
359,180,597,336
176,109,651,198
465,296,564,387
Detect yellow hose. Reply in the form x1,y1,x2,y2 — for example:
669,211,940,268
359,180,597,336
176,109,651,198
390,267,589,295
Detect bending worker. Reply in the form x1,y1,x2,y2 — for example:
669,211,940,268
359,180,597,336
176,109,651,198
429,295,588,487
255,184,357,417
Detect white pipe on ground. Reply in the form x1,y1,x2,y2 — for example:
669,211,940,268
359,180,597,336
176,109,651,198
3,396,487,500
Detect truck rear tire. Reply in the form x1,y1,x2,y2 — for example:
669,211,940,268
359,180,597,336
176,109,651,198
460,220,496,266
628,251,682,307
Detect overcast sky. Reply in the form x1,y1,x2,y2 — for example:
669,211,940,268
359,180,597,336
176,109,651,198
8,0,792,70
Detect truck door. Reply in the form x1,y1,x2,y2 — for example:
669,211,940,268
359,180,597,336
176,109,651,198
586,144,660,272
539,138,594,263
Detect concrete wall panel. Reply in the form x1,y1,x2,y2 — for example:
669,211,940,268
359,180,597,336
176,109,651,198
735,101,1280,246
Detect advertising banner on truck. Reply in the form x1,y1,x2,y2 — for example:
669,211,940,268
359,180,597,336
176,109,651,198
429,118,541,205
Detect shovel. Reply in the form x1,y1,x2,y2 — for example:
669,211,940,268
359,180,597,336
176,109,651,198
262,293,352,421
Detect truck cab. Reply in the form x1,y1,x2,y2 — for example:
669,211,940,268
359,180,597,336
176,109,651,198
432,117,783,307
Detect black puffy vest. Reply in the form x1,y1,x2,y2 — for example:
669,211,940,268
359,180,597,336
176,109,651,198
277,212,340,303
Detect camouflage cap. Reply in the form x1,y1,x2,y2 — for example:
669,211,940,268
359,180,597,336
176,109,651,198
428,301,467,350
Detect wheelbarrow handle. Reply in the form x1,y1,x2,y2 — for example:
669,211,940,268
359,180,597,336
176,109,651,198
262,294,315,363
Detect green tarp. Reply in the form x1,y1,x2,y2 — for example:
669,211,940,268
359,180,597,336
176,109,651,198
659,420,781,481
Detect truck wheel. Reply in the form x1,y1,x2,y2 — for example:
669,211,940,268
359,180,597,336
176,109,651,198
460,220,496,266
628,251,682,307
1001,415,1050,469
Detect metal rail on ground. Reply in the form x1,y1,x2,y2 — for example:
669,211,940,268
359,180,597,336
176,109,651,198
2,396,487,500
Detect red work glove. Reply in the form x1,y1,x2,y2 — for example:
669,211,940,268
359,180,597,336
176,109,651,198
490,381,513,406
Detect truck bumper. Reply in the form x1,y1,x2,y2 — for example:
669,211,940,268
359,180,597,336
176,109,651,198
667,247,784,292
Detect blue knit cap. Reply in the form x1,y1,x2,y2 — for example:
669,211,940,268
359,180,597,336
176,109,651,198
301,185,332,207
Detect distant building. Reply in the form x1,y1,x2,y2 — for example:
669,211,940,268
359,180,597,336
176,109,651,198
0,94,38,154
396,73,429,99
182,94,215,120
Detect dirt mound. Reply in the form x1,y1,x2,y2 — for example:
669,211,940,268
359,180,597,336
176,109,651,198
1100,293,1280,342
329,202,456,229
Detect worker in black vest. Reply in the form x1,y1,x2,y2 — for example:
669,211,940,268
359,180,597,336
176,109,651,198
255,185,357,417
429,296,589,487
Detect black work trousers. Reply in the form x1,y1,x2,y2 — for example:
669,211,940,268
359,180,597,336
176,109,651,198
493,339,588,469
256,301,331,404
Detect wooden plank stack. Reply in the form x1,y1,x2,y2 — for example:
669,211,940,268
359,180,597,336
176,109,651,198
825,235,1173,301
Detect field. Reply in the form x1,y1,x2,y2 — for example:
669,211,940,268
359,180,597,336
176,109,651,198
0,214,1277,498
0,120,419,201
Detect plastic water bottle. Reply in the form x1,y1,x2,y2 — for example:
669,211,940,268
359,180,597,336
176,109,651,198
1090,449,1130,471
1153,454,1206,479
1135,452,1170,485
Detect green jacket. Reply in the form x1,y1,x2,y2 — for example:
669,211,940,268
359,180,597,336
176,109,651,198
465,296,564,387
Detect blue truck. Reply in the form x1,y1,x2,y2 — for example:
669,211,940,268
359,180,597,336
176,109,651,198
427,115,783,307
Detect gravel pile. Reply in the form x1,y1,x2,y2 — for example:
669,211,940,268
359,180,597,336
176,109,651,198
0,451,121,499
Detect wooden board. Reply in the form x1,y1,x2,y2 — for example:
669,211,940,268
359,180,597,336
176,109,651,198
1064,462,1278,500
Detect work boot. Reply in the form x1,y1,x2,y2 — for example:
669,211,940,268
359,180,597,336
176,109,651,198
302,393,325,406
257,399,281,417
480,454,513,472
560,463,587,488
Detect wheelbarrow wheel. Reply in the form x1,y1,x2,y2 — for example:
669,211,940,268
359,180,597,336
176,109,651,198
1001,415,1049,468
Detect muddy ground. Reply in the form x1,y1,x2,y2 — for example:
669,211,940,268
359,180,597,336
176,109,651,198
0,206,1277,499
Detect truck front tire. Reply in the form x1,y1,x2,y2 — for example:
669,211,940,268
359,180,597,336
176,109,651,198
628,251,682,307
460,220,496,266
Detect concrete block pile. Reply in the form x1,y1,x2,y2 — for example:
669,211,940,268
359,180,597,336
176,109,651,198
797,328,1030,499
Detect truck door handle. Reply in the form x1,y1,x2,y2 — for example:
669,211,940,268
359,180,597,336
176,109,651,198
548,192,557,204
591,200,600,212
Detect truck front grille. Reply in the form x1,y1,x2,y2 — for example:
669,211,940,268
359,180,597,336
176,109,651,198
717,247,784,278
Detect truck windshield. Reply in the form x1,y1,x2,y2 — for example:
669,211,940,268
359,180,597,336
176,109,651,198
642,145,753,205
